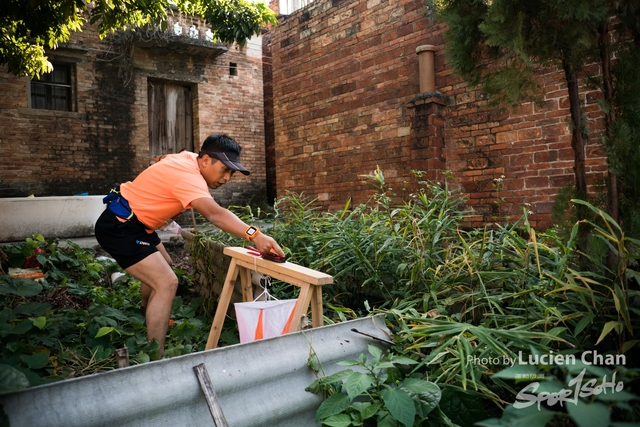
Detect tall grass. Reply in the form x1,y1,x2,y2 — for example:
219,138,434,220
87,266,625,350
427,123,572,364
270,168,467,309
193,167,639,423
262,169,640,425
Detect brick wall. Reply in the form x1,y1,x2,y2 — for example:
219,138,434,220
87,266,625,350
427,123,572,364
266,0,608,228
0,14,267,208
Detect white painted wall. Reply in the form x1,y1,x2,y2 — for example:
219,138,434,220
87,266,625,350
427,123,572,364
0,196,106,242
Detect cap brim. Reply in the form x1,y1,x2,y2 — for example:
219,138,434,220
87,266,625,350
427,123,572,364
203,151,250,175
220,158,250,175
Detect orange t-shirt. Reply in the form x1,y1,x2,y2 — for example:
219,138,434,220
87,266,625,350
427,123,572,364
120,152,212,230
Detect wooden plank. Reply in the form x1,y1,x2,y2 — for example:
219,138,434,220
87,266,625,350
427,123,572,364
234,259,320,290
193,363,229,427
288,283,312,332
239,267,252,302
205,260,239,350
115,347,130,368
311,285,324,328
223,247,333,285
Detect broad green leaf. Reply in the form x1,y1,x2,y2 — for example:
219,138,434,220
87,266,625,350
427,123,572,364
352,402,381,420
375,362,397,369
30,316,46,330
93,316,118,327
368,344,383,362
135,352,151,364
91,345,113,360
345,372,373,400
20,352,49,370
381,387,415,427
0,279,43,297
338,360,362,367
306,378,326,394
439,387,486,427
321,413,352,427
0,364,29,394
316,369,354,387
316,392,351,421
400,378,441,416
566,400,610,427
10,319,33,335
14,302,50,316
378,410,399,427
389,356,419,365
101,307,131,322
95,326,116,338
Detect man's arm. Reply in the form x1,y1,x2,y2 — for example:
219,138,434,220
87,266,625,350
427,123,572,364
190,197,285,257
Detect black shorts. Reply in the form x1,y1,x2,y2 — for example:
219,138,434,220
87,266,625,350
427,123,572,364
94,208,161,269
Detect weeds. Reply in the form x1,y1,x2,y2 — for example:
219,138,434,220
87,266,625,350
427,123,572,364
2,168,639,427
0,235,210,392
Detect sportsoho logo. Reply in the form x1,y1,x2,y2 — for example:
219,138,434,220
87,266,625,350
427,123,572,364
467,351,626,410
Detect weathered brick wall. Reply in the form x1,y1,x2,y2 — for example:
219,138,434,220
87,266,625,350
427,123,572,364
267,0,608,228
0,15,267,208
263,29,277,205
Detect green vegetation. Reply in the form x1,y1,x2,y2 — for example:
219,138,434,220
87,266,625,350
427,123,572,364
1,169,639,426
307,345,442,427
431,0,640,239
1,0,278,78
190,168,640,426
0,235,220,393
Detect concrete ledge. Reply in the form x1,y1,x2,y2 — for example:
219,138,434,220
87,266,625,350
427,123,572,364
0,196,106,242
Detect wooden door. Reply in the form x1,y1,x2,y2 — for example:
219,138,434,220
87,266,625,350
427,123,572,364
148,81,193,157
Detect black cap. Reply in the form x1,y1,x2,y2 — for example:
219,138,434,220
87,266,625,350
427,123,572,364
200,150,250,175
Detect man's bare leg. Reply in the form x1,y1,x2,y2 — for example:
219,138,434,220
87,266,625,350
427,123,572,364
126,250,178,358
140,243,173,318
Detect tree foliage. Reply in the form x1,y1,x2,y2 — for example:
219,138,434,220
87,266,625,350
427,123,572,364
433,0,640,237
434,0,611,106
1,0,277,78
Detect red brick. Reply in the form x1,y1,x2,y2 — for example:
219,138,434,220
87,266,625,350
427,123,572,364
265,0,608,229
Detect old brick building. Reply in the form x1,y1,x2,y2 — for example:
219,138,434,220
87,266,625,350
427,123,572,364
0,12,268,207
1,0,611,230
264,0,609,228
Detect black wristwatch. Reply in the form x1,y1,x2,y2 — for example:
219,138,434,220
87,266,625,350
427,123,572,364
245,226,260,241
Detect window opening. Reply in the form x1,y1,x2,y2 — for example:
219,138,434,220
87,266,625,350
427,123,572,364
229,63,238,76
30,63,72,111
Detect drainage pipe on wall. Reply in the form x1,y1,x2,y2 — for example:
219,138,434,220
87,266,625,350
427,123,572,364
416,45,437,93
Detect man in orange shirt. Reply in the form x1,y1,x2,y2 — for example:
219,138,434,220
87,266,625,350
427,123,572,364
95,134,284,358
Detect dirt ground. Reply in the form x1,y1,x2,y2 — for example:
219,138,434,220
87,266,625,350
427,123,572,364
164,240,193,273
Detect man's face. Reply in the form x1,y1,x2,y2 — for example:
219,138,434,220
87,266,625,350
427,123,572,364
199,154,235,189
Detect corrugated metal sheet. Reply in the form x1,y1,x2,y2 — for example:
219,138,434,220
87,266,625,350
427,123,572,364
1,315,390,427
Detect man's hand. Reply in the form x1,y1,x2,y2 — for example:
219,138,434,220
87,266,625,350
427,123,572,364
190,197,286,258
252,233,285,258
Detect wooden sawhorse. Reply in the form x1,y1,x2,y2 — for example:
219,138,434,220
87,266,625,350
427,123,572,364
205,246,333,350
